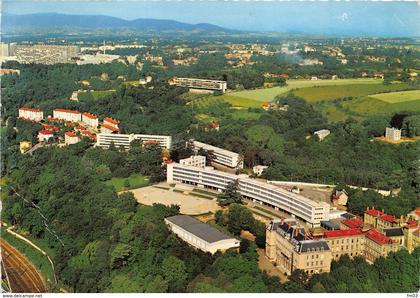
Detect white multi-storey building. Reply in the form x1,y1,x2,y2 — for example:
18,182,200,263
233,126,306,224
18,107,44,122
179,155,206,168
169,77,227,93
385,127,401,141
96,133,172,150
53,109,81,122
64,132,80,145
38,130,54,142
314,129,330,141
167,162,330,227
82,112,99,128
190,140,243,169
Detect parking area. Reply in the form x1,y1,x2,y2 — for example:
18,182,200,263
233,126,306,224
127,184,221,215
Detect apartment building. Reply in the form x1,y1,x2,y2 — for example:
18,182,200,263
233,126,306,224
169,77,227,93
190,140,243,169
82,112,99,129
53,109,81,122
165,215,239,254
15,45,79,64
323,229,365,260
96,133,172,150
266,219,331,275
167,162,330,226
364,229,399,263
103,117,120,130
385,127,401,141
18,107,44,122
179,155,206,168
64,132,80,145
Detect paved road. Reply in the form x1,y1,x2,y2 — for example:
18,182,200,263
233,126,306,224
1,240,46,293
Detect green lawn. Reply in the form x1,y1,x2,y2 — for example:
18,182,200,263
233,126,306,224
105,174,150,192
369,90,420,103
228,78,383,102
231,109,262,120
342,96,420,116
292,83,412,103
90,90,116,100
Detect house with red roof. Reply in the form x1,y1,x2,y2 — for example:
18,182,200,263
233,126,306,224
38,130,54,142
64,131,80,145
101,124,119,134
364,229,399,263
340,218,364,230
18,107,44,122
323,228,365,260
364,207,401,230
82,112,99,129
103,117,120,131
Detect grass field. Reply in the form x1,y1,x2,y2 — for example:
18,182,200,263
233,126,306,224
105,174,149,192
231,109,262,120
292,83,412,103
229,78,383,102
369,90,420,103
90,90,116,100
342,96,420,116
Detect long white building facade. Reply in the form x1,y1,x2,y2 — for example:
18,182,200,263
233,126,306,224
96,133,172,150
190,140,243,169
167,162,330,227
169,77,227,93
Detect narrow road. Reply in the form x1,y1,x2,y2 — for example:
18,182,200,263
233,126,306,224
1,239,47,293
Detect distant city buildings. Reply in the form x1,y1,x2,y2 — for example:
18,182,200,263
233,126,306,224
13,44,79,64
165,215,240,254
385,127,401,141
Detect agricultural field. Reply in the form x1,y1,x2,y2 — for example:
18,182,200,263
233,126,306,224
105,174,149,192
90,89,116,100
341,96,420,116
292,83,413,103
229,78,383,102
369,90,420,103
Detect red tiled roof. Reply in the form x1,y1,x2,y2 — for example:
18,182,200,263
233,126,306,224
342,218,364,229
82,112,98,119
102,124,119,132
260,102,269,107
366,229,394,245
65,121,76,127
365,209,383,217
76,125,85,130
65,131,77,137
19,107,43,112
415,207,420,216
103,117,120,125
324,228,364,238
406,219,418,229
53,108,80,114
379,214,397,223
39,130,53,135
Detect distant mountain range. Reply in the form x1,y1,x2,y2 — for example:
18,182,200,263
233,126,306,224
2,13,229,33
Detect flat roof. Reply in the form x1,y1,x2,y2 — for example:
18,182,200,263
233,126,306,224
191,140,240,158
166,215,234,243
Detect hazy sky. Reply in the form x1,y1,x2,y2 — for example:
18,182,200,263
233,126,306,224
3,1,420,36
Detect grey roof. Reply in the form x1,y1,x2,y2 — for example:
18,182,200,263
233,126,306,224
166,215,234,243
299,240,330,253
321,220,341,230
341,212,355,219
383,227,404,237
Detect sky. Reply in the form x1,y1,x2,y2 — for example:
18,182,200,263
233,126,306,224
3,1,420,36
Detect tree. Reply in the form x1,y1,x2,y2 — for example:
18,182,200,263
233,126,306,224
312,282,326,293
239,239,251,254
124,179,131,190
217,180,242,206
144,275,169,293
214,210,226,226
231,276,267,293
161,256,188,292
110,243,133,268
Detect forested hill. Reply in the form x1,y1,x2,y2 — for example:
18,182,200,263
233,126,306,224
2,13,228,33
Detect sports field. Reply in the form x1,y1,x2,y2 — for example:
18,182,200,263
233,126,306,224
105,174,149,192
369,90,420,103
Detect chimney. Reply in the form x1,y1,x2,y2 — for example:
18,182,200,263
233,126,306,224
367,207,370,211
382,209,384,213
